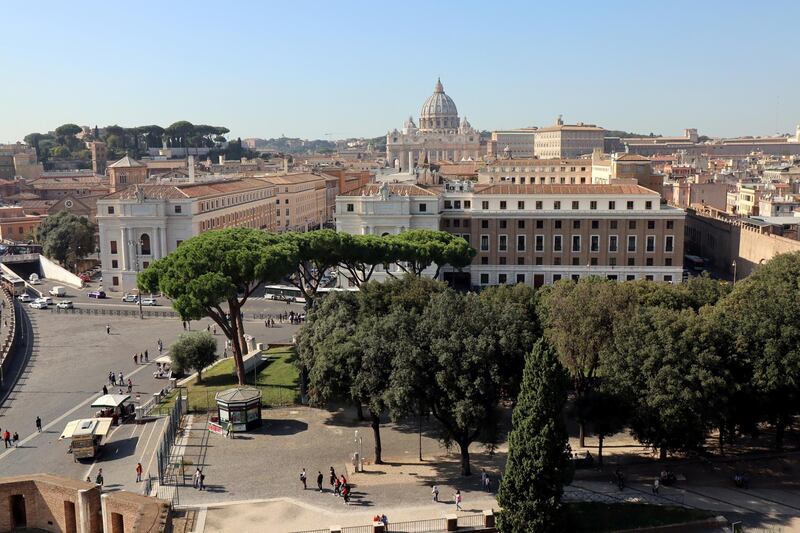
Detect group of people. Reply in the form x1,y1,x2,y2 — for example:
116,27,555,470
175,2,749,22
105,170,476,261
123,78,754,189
302,467,352,504
431,485,464,511
2,417,41,448
193,467,206,490
133,350,150,365
106,371,133,393
372,514,389,527
266,311,305,326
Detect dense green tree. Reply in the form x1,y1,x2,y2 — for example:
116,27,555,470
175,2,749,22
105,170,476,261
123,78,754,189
578,388,628,466
284,230,344,307
715,252,800,449
539,277,633,446
24,132,46,158
497,339,573,533
604,306,728,458
337,234,397,286
170,332,218,382
55,123,82,137
36,211,95,269
391,229,476,277
138,228,298,385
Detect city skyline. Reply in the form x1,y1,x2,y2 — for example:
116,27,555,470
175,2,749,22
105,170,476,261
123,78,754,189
1,0,799,144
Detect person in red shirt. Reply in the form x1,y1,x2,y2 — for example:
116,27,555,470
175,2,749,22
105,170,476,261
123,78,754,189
2,430,10,448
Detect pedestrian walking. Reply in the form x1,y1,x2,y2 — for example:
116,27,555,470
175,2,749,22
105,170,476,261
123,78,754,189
652,478,660,495
316,471,324,492
118,371,124,386
212,326,216,335
334,477,341,497
127,379,133,393
455,490,462,511
95,469,104,487
36,416,42,432
300,468,307,489
110,372,116,386
136,463,143,483
144,350,149,362
199,470,205,491
329,467,336,491
12,432,19,447
432,484,439,502
2,430,9,448
106,324,111,335
193,467,201,489
134,353,138,365
341,483,350,504
102,385,108,395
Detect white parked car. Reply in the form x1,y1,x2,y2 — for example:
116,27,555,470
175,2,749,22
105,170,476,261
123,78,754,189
56,300,73,309
121,294,139,303
17,293,32,303
140,297,158,306
29,300,48,309
35,296,53,305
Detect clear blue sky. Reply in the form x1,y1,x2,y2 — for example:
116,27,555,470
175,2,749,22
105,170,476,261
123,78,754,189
1,0,798,143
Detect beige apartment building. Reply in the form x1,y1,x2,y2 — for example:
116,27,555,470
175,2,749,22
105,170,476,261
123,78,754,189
534,117,605,158
478,158,593,185
267,173,330,231
487,129,538,158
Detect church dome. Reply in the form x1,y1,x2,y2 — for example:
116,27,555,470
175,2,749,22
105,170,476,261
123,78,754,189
419,78,459,131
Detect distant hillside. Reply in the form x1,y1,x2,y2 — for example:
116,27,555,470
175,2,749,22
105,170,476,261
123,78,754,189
605,130,662,139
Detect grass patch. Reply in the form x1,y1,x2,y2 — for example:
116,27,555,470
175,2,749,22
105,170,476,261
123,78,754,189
565,502,716,532
183,346,300,412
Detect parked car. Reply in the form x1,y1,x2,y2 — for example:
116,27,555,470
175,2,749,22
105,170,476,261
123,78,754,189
140,297,158,306
79,273,92,283
121,294,139,303
35,296,53,305
56,300,74,309
88,291,106,299
29,301,48,309
17,293,32,303
28,274,41,285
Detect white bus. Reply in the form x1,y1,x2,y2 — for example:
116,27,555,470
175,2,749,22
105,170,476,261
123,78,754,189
263,285,359,303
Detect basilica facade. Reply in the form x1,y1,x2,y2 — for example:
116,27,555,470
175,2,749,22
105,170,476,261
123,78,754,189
386,79,482,172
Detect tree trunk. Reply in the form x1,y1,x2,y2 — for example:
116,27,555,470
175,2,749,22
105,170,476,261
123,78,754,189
229,308,246,385
776,417,786,451
579,421,586,448
355,402,365,421
458,439,472,476
370,411,383,465
659,444,667,460
718,422,725,456
598,434,604,466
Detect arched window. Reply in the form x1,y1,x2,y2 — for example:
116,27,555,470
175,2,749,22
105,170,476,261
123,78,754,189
140,233,151,255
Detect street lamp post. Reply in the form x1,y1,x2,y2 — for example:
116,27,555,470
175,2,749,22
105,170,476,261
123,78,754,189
731,260,737,286
128,239,144,319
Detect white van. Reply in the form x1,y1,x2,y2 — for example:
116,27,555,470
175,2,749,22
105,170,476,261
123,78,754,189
28,273,40,285
49,286,66,297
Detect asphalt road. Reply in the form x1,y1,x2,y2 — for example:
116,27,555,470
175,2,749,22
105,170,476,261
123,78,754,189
0,295,300,491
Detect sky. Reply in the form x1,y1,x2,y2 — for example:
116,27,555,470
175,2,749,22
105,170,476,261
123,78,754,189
1,0,799,144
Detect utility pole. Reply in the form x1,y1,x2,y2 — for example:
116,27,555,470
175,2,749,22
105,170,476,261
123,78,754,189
731,260,737,286
128,239,144,319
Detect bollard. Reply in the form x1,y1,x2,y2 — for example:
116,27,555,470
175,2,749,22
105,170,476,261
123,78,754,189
445,514,458,532
483,509,495,527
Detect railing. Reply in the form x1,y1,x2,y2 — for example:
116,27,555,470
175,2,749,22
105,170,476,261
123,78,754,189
388,518,448,532
156,391,186,485
0,288,17,390
342,526,374,533
455,515,484,528
53,306,180,318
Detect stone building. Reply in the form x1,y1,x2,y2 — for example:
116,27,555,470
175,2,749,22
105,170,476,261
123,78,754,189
533,116,605,158
108,156,147,193
386,79,481,172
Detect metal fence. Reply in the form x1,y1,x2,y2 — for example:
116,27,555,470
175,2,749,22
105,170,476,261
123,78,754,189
156,391,186,485
341,526,374,533
388,518,448,532
53,306,180,318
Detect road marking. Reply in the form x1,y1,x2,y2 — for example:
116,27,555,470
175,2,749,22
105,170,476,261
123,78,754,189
0,361,155,463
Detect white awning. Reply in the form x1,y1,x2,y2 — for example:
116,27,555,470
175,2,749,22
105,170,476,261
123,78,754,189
91,394,131,408
60,418,112,439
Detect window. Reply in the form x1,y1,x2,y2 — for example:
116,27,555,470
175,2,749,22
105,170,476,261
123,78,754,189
571,274,580,280
500,220,507,229
629,220,637,230
665,235,674,252
610,220,618,229
666,220,674,230
480,235,489,251
518,201,525,209
645,275,654,281
177,240,183,247
499,235,508,252
590,201,597,210
535,256,543,265
464,200,471,209
627,235,636,252
517,257,525,265
419,203,427,212
572,235,581,252
665,258,672,266
142,261,149,269
591,220,599,229
627,275,636,281
591,257,598,265
590,235,599,252
174,205,182,214
627,201,634,210
499,257,507,265
646,235,655,252
453,219,460,228
444,200,452,209
664,275,673,283
553,235,563,252
628,257,635,266
454,200,461,209
110,240,118,254
517,235,525,252
554,220,562,229
498,273,507,284
346,203,354,212
481,220,489,229
609,235,618,252
572,201,579,210
111,259,118,268
645,201,653,210
536,220,543,229
516,273,525,284
553,274,562,282
610,257,617,266
609,201,616,210
554,201,561,210
480,273,489,285
554,257,561,265
517,220,525,229
573,220,581,229
646,257,653,266
112,276,119,286
500,201,507,210
535,201,543,210
647,220,655,229
107,206,115,214
482,201,489,210
481,257,489,265
535,235,544,252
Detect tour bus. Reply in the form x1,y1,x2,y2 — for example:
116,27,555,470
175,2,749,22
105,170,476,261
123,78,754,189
0,272,25,296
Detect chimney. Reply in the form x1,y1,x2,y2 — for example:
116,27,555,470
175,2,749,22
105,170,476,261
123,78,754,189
188,155,195,182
